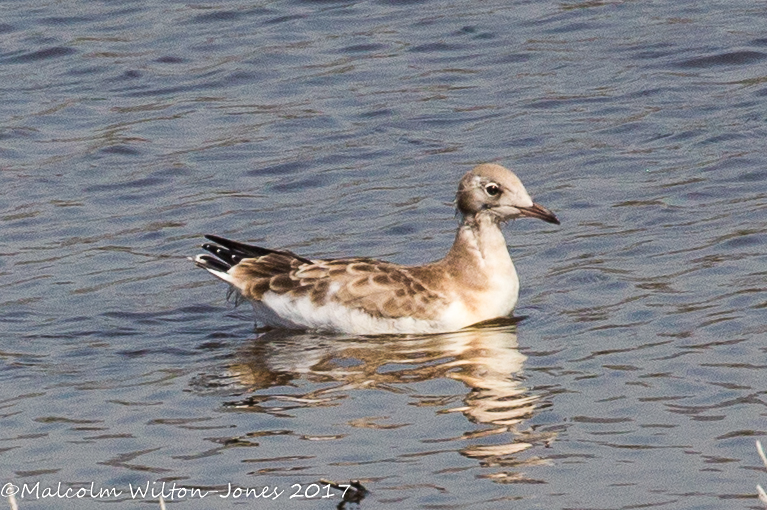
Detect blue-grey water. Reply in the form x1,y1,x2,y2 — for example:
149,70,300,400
2,1,766,509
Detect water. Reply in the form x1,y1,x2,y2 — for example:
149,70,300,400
1,0,766,508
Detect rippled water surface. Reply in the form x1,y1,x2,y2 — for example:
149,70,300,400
2,1,767,509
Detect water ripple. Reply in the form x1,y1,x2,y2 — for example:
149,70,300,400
1,0,766,508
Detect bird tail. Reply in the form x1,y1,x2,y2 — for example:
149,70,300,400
191,253,237,285
190,235,249,287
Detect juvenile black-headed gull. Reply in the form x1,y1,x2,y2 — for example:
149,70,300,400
193,163,559,335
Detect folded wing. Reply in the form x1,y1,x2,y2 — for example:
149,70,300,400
196,236,448,321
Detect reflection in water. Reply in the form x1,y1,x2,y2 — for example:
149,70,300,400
221,323,553,481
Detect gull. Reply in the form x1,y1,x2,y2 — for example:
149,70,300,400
193,163,559,335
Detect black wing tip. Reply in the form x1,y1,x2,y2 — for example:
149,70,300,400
194,254,231,272
204,234,231,245
202,234,313,265
203,234,271,257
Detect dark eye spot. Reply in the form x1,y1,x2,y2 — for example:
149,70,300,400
485,183,500,196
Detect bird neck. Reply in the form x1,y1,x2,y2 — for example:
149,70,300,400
444,212,514,283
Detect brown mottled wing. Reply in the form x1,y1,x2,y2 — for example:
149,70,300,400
311,259,449,320
233,256,449,320
230,252,311,300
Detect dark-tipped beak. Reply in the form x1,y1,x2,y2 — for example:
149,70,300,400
519,203,560,225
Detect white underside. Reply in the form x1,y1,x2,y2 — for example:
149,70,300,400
256,292,473,335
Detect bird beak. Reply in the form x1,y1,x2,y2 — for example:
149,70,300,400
518,203,560,225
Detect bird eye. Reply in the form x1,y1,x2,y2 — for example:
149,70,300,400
485,183,501,196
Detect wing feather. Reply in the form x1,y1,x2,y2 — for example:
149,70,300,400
299,260,448,320
199,235,449,321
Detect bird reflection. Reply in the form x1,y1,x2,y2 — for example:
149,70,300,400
221,321,552,480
